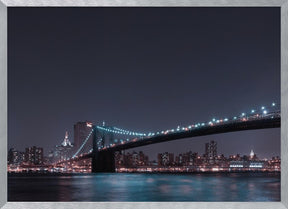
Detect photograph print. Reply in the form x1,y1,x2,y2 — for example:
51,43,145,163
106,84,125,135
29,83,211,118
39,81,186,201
8,7,280,201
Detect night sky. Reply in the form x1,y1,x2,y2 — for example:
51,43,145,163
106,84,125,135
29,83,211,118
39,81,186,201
8,7,280,160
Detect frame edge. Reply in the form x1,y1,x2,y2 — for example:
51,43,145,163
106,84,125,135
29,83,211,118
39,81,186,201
1,0,288,7
0,1,287,209
0,0,7,208
281,0,288,207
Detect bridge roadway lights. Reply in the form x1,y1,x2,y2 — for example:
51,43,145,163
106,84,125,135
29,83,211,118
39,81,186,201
92,150,115,173
90,117,280,172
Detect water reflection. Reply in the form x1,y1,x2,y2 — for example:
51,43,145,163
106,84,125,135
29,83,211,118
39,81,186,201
8,173,280,201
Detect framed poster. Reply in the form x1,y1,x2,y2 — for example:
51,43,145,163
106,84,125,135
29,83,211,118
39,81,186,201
0,0,287,209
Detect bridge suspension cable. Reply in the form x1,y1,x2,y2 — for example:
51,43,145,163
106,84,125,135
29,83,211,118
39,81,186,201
72,129,94,158
96,102,279,141
71,101,279,156
96,126,146,137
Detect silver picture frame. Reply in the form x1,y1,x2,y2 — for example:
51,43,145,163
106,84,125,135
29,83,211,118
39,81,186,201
0,0,287,208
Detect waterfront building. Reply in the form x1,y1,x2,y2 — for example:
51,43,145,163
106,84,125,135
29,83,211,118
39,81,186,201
175,154,182,165
8,148,24,165
229,160,265,170
268,156,281,171
132,151,139,166
175,151,195,166
205,140,217,164
229,160,249,168
24,146,44,165
158,152,174,166
115,151,124,167
193,153,204,166
138,151,149,166
121,151,133,167
115,151,149,167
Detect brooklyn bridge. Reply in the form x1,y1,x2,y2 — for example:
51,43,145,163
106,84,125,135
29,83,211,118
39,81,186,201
55,102,280,172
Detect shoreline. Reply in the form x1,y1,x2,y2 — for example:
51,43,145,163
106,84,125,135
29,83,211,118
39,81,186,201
8,170,281,177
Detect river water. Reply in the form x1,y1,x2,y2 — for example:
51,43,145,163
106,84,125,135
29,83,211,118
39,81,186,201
8,172,280,201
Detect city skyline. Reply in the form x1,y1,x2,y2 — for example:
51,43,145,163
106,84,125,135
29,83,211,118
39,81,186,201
8,126,280,162
8,138,281,169
8,7,280,160
8,137,281,177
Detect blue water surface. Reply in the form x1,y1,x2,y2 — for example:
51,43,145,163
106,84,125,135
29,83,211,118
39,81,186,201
8,172,280,201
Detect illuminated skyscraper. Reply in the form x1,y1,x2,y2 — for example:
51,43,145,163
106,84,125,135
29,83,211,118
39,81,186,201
250,149,255,159
8,148,24,165
158,152,174,166
53,131,74,162
73,121,93,153
249,149,258,160
205,140,217,164
62,131,72,147
24,146,43,165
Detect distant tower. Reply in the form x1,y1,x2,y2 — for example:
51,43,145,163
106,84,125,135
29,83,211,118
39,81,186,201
62,131,72,147
250,149,255,159
53,131,73,162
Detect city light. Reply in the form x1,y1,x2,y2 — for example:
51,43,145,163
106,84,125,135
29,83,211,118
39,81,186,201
15,102,278,171
86,122,93,127
88,102,279,153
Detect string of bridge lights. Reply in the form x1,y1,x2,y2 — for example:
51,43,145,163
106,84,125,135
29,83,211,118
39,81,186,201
96,126,146,137
72,102,279,155
96,102,279,139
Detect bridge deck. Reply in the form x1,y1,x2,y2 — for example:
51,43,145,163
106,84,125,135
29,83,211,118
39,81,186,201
99,116,280,152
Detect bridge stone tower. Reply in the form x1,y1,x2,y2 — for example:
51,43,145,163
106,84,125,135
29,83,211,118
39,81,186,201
92,126,115,172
